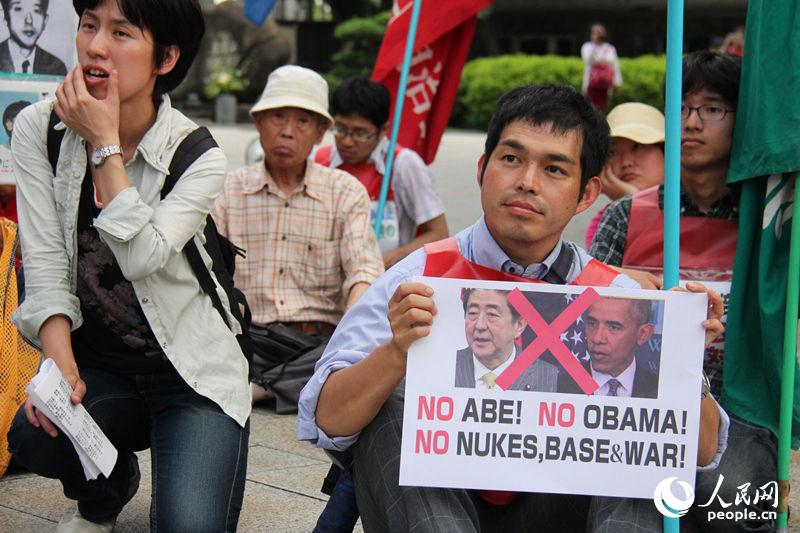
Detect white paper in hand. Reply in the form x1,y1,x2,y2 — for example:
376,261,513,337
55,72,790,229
25,359,118,480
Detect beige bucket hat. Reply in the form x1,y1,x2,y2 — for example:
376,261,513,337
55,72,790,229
249,65,333,123
606,102,665,145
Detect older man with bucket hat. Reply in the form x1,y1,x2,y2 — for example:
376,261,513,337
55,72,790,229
213,65,383,413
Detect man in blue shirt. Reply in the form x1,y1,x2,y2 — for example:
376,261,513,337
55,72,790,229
298,84,726,531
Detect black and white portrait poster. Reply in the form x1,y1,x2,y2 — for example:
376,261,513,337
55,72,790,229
0,0,77,76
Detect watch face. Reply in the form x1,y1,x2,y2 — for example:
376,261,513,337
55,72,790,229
91,150,103,166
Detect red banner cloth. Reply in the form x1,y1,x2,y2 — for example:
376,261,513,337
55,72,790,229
371,0,491,164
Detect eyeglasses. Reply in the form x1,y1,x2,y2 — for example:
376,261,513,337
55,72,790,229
262,110,317,133
331,124,378,143
680,105,735,122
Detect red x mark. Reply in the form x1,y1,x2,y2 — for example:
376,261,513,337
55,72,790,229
495,288,600,394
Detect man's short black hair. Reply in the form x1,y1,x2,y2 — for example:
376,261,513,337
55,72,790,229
331,77,390,130
629,299,652,326
481,84,610,192
73,0,204,105
462,288,521,323
3,99,30,136
682,50,742,108
1,0,50,20
586,297,653,328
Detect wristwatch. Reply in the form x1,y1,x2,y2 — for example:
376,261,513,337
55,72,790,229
701,372,711,400
91,145,123,167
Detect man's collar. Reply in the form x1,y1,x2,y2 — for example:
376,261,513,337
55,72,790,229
240,158,324,201
8,39,35,72
473,346,516,382
590,358,636,395
657,183,740,216
329,137,389,173
471,216,564,279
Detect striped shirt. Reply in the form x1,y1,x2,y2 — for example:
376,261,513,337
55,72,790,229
213,160,384,325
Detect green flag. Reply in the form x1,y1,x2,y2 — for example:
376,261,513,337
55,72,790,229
723,0,800,447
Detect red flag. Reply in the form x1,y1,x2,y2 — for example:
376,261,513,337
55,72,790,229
371,0,491,164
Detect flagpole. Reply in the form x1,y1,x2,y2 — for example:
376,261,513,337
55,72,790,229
776,173,800,531
663,0,683,531
374,0,423,237
663,0,682,291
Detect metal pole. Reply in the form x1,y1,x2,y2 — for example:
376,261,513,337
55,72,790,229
663,0,683,291
663,0,684,531
374,0,423,237
776,173,800,531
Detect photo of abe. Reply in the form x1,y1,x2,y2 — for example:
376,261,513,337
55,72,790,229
454,288,558,392
0,0,66,75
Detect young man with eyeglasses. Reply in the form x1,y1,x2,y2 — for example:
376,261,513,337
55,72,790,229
315,77,448,268
213,66,384,412
589,51,777,532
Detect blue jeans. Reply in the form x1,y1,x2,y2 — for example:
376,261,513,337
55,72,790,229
8,367,249,532
314,467,359,532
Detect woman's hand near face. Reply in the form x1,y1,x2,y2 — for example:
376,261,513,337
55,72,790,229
600,163,639,200
54,64,120,149
599,163,637,201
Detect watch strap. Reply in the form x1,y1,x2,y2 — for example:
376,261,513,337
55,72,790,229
92,145,123,166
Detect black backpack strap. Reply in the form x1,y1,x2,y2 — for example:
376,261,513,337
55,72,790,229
162,126,217,199
184,236,231,328
162,128,231,328
46,109,65,175
542,242,574,285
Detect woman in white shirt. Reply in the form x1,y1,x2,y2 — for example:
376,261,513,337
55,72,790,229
581,23,623,112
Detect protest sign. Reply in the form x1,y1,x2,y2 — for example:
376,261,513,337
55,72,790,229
400,277,708,499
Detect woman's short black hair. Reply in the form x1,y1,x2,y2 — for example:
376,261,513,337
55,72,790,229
682,50,742,108
73,0,204,104
331,77,390,130
481,84,610,192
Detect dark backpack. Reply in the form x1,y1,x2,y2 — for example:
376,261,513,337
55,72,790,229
45,111,253,366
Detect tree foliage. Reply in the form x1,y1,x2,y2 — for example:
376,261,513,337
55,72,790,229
326,11,391,90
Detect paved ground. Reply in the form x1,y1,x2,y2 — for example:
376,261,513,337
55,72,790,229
1,121,798,531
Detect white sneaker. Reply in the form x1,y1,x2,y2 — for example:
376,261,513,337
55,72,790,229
56,510,115,533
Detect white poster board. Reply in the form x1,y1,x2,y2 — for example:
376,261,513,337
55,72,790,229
400,277,708,499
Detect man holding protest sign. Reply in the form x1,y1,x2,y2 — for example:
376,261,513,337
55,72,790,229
558,297,659,399
298,84,727,531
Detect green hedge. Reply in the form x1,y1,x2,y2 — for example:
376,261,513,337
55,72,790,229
452,54,667,130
